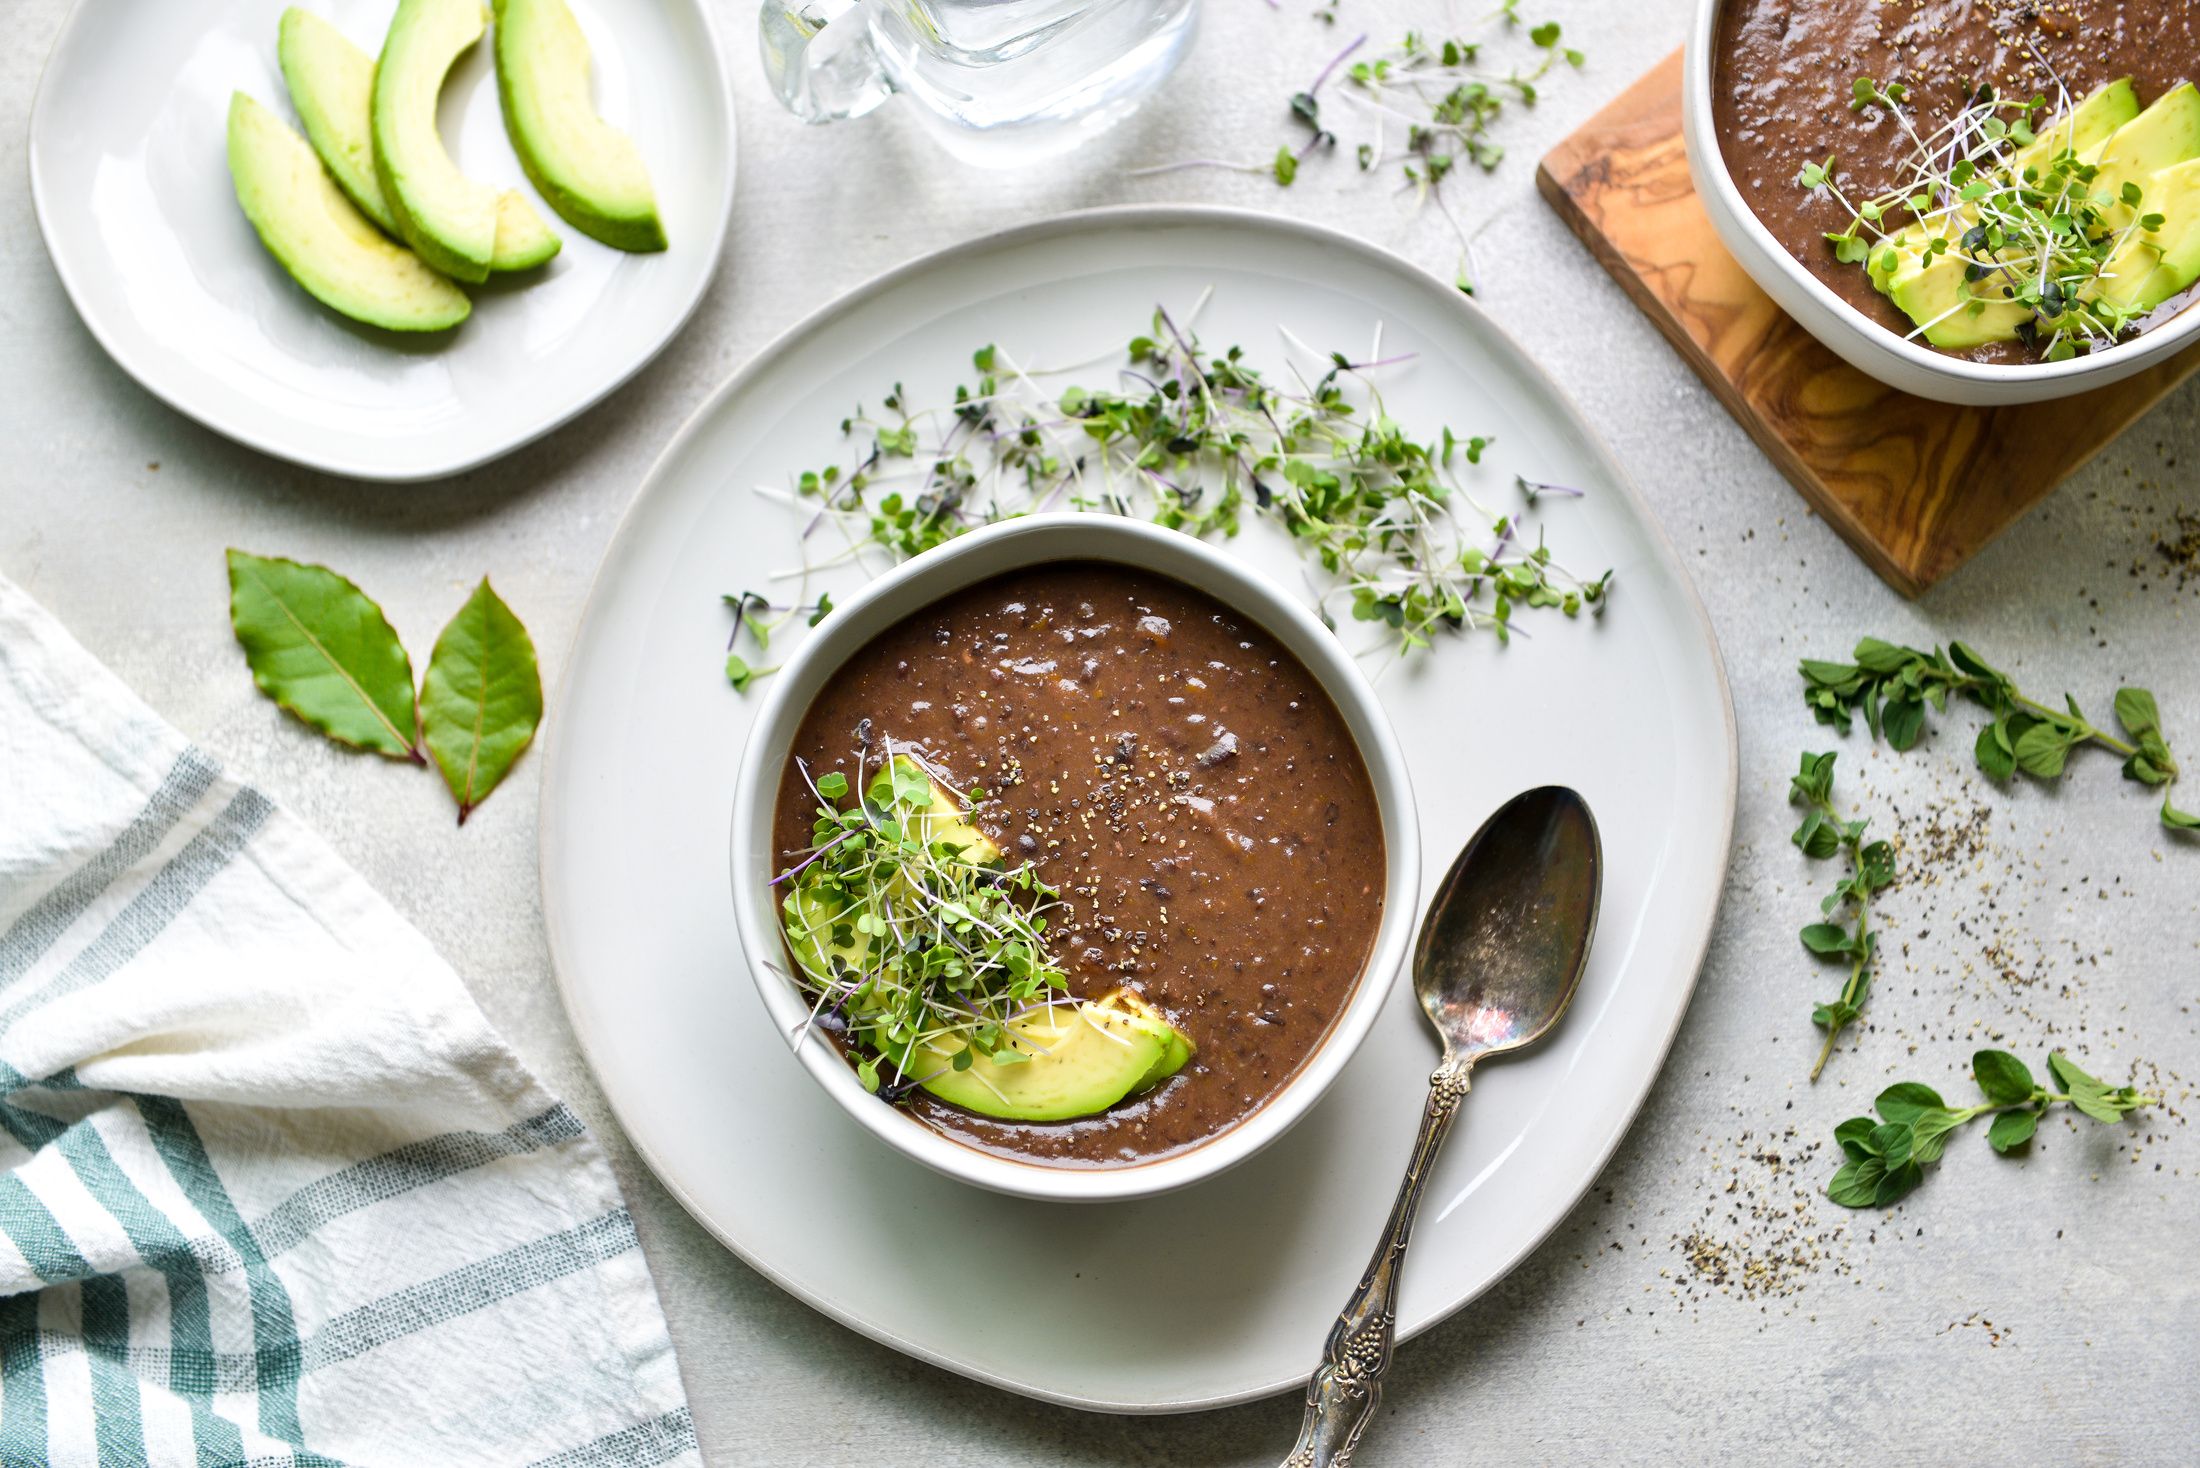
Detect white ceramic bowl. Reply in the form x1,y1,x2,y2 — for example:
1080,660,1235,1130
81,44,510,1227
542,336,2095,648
728,514,1422,1203
1683,0,2200,405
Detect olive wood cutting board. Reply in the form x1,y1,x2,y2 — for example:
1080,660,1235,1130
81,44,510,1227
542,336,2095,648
1536,49,2200,598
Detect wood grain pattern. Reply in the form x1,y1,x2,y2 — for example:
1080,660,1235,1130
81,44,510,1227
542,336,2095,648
1535,50,2200,598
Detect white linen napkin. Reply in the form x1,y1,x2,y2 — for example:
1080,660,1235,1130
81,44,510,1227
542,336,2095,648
0,575,699,1467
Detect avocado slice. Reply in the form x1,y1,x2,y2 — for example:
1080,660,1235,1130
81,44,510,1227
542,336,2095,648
911,1003,1169,1122
1092,986,1194,1090
492,0,666,252
226,92,471,332
778,754,1194,1121
1889,255,2032,349
282,6,557,274
2094,157,2200,310
2089,82,2200,230
372,0,560,281
279,8,398,234
2005,77,2140,184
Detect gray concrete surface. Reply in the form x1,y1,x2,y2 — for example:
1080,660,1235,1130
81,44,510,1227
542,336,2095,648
5,1,2195,1463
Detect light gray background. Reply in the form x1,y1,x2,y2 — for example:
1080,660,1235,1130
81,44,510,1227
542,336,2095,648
5,0,2195,1462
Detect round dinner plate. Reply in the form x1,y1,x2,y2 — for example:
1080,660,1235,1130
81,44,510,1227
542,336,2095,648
28,0,735,481
540,206,1738,1412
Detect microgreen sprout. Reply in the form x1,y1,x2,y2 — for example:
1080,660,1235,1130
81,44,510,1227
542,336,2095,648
743,303,1610,664
776,744,1071,1100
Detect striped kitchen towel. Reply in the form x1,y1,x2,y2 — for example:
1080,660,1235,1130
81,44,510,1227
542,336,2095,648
0,575,699,1467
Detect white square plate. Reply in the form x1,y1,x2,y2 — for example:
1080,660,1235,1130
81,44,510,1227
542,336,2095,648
29,0,736,481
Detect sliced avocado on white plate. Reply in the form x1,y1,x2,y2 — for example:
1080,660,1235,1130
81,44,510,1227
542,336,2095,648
373,0,559,281
495,0,668,252
279,8,398,235
226,92,470,333
287,5,558,273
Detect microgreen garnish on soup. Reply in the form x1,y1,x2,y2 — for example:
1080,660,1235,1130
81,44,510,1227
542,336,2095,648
727,298,1609,689
776,745,1074,1101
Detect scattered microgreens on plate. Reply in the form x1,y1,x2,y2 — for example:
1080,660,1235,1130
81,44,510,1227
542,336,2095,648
774,745,1069,1099
722,297,1610,689
1788,752,1894,1081
1799,637,2195,831
1136,8,1582,291
1826,1050,2155,1209
1800,70,2167,358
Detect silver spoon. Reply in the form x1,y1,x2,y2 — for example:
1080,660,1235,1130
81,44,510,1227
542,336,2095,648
1283,785,1602,1467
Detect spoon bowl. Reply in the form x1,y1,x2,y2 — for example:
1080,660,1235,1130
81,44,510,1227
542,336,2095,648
1415,785,1602,1063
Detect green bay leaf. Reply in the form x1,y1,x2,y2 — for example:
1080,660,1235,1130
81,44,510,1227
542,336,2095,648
226,549,419,761
421,578,544,824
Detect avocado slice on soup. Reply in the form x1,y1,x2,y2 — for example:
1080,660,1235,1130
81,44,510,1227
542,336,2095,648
779,754,1193,1122
372,0,560,281
226,92,471,332
493,0,666,252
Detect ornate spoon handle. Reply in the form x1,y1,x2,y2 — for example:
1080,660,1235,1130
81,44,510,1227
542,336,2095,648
1281,1055,1473,1468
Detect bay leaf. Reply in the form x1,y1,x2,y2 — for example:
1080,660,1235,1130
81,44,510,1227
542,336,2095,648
421,578,543,823
226,548,421,761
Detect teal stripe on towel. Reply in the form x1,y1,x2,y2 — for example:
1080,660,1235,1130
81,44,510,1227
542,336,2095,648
0,1293,47,1466
0,747,220,990
81,1275,149,1468
302,1210,640,1373
0,787,270,1038
527,1407,697,1468
250,1105,588,1259
136,1096,305,1448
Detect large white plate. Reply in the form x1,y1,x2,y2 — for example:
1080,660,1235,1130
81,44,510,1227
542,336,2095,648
28,0,734,482
539,207,1737,1412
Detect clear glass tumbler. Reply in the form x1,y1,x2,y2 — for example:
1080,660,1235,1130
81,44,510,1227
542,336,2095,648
760,0,1200,166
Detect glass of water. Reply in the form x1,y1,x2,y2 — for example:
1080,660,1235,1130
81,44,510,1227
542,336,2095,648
760,0,1200,166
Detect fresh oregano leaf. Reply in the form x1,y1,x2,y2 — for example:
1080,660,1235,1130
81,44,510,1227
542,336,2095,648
226,549,420,762
2013,722,2071,778
1975,721,2016,780
1867,1122,1913,1169
1827,1157,1883,1208
1972,1049,2036,1106
1799,922,1853,955
1909,1107,1962,1163
1881,698,1926,750
420,579,544,825
1986,1109,2038,1152
2113,687,2160,740
1875,1081,1945,1125
1873,1160,1924,1206
1833,1115,1878,1161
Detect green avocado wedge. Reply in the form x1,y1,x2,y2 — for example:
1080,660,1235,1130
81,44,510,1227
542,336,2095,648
226,92,470,333
278,8,398,234
283,6,557,273
493,0,667,252
910,1002,1171,1123
373,0,560,281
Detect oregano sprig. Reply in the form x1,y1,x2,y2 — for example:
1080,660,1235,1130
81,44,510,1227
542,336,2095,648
1800,637,2195,831
1789,752,1894,1080
1827,1049,2155,1209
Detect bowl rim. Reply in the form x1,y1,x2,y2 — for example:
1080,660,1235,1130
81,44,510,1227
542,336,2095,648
727,512,1423,1204
1683,0,2200,391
